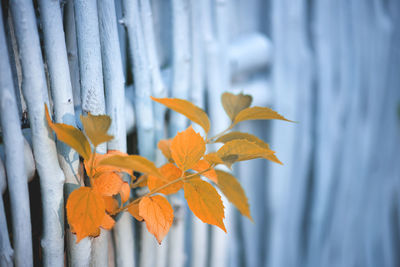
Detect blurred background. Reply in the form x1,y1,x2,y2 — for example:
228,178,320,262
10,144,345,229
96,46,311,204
0,0,400,266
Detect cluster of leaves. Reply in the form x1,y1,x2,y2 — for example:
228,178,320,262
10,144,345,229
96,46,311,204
45,92,290,244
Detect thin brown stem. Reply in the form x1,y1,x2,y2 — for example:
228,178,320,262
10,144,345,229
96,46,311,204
206,124,233,144
119,165,215,213
88,147,97,186
131,175,148,188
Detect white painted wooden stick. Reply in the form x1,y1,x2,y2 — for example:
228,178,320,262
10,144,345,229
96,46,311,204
140,0,167,143
169,0,190,136
189,1,208,267
38,0,92,265
98,0,135,266
168,1,192,266
64,0,82,125
3,13,22,119
122,1,156,266
73,0,109,264
267,1,313,267
0,158,13,266
9,0,66,265
0,137,35,183
23,138,35,182
122,0,155,161
74,0,106,117
114,0,128,79
205,1,231,267
237,122,268,267
140,1,169,265
228,33,272,78
98,0,127,152
124,91,136,134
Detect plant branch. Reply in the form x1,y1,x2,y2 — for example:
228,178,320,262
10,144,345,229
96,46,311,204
120,165,214,213
131,175,148,188
89,148,97,186
206,124,233,143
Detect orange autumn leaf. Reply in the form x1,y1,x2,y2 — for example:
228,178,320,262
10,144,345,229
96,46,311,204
92,172,124,197
184,178,226,232
221,92,252,122
139,195,174,244
215,131,270,148
215,170,252,221
148,163,183,195
80,113,113,147
192,160,218,183
158,139,173,162
66,187,105,242
98,154,162,178
127,203,143,221
233,106,293,126
45,104,92,160
216,139,276,167
119,182,131,203
85,150,132,178
100,214,115,230
103,196,118,215
215,132,283,165
151,96,210,133
170,126,206,171
203,152,224,165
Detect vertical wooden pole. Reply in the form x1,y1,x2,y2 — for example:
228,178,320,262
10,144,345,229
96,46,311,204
0,7,32,265
73,0,109,264
98,0,136,266
38,0,92,265
9,0,66,265
122,0,156,266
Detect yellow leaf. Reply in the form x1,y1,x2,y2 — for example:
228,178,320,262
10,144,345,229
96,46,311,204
215,132,282,165
184,178,226,232
221,92,252,121
192,160,218,183
98,154,162,178
127,203,143,221
80,113,113,147
215,170,252,221
148,163,183,195
66,187,105,242
158,139,173,162
203,152,224,165
215,131,269,149
233,106,292,126
170,126,206,171
100,214,115,230
92,172,124,197
119,182,131,203
151,96,210,133
85,150,132,178
139,195,174,244
264,153,283,165
45,104,91,160
217,139,277,167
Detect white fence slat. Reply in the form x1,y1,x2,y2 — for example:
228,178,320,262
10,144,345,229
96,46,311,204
74,0,109,264
38,0,92,265
0,7,32,265
98,0,135,266
9,0,68,265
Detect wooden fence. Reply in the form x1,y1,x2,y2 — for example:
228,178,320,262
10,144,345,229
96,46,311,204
0,0,399,266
